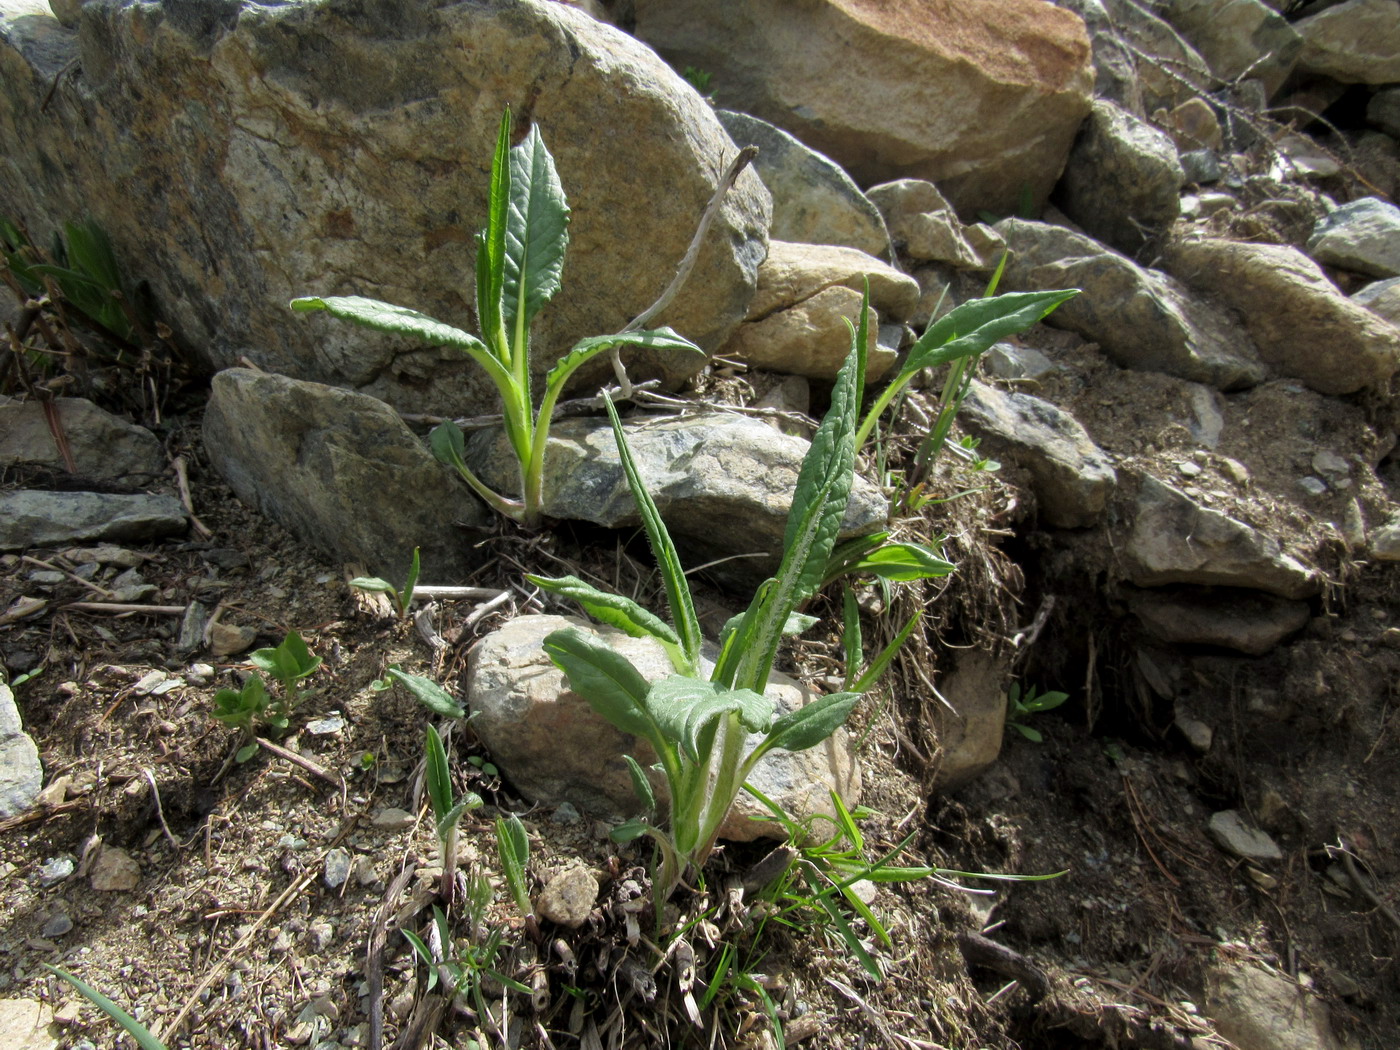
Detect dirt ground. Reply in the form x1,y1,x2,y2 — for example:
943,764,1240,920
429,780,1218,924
2,350,1399,1050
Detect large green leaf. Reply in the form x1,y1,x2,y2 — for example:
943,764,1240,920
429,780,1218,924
477,108,513,358
542,627,658,744
718,288,868,693
503,122,569,348
528,573,682,654
290,296,486,353
761,690,862,754
603,393,703,675
424,724,454,826
903,289,1078,376
646,676,774,762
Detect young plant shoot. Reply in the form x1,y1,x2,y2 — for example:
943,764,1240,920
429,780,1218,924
292,108,704,527
532,290,954,905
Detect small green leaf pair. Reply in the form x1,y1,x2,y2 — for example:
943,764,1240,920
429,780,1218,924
1006,681,1070,743
211,630,322,762
292,108,704,528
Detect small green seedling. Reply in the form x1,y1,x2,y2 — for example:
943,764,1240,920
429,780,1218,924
211,630,323,760
350,546,420,619
402,899,529,1033
211,674,273,762
425,724,483,903
43,965,168,1050
495,813,533,920
292,108,704,527
1006,682,1070,743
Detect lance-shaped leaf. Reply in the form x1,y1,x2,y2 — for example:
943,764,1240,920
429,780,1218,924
425,724,455,827
290,296,482,352
528,573,685,668
542,626,660,746
477,108,514,358
835,541,955,583
387,666,464,719
756,690,863,756
646,676,774,762
603,393,703,675
503,122,569,349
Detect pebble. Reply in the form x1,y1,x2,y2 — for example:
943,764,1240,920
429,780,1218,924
1220,458,1250,484
550,802,581,825
324,847,352,889
1298,476,1328,497
1208,809,1283,863
371,807,415,831
186,662,216,685
90,846,142,891
27,571,66,585
308,921,335,953
306,713,346,735
40,912,73,938
536,866,599,928
38,856,76,886
1176,459,1202,478
1175,715,1213,754
208,622,257,657
352,855,379,886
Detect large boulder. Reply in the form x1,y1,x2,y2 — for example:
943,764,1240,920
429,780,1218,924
203,369,489,582
631,0,1093,217
1165,235,1400,396
996,219,1266,390
1163,0,1301,100
1294,0,1400,84
0,0,770,417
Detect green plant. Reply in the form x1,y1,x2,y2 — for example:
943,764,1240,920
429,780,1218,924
291,108,703,527
43,965,167,1050
532,292,952,905
2,217,138,342
495,813,534,920
211,630,323,760
402,898,530,1035
852,262,1076,513
1006,681,1069,743
372,663,466,719
350,546,420,619
426,724,484,902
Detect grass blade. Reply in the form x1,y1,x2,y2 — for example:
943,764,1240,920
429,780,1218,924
43,965,168,1050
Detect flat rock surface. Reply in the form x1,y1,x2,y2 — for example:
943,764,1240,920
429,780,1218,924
0,490,187,550
1129,588,1311,655
0,397,166,480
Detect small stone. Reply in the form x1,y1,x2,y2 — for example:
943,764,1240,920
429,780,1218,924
1208,810,1283,863
35,775,72,808
52,1001,83,1026
308,922,335,953
1298,476,1328,497
352,855,379,886
40,912,73,938
208,622,257,657
1175,715,1213,754
535,866,599,928
1221,458,1250,485
305,713,346,736
90,845,142,891
324,848,352,889
550,802,581,825
38,856,75,886
371,807,415,831
132,671,169,695
1245,867,1278,891
1177,460,1202,478
1179,149,1222,185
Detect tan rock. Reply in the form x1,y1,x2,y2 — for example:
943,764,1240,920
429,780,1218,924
1295,0,1400,84
724,285,892,382
867,180,986,269
536,865,599,928
633,0,1093,216
748,242,920,322
0,997,57,1050
1166,236,1400,395
89,844,141,891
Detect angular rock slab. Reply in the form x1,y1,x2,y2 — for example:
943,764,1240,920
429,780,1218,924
1129,588,1311,655
466,615,861,842
0,681,42,819
1206,963,1353,1050
1353,277,1400,328
866,180,989,270
1165,236,1400,395
0,397,165,479
1295,0,1400,84
203,369,489,583
959,380,1117,529
996,219,1265,390
1308,197,1400,279
746,241,920,323
1054,98,1183,255
0,0,769,417
1125,476,1319,599
1164,0,1301,100
466,412,887,580
632,0,1093,217
0,490,186,550
716,110,893,261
